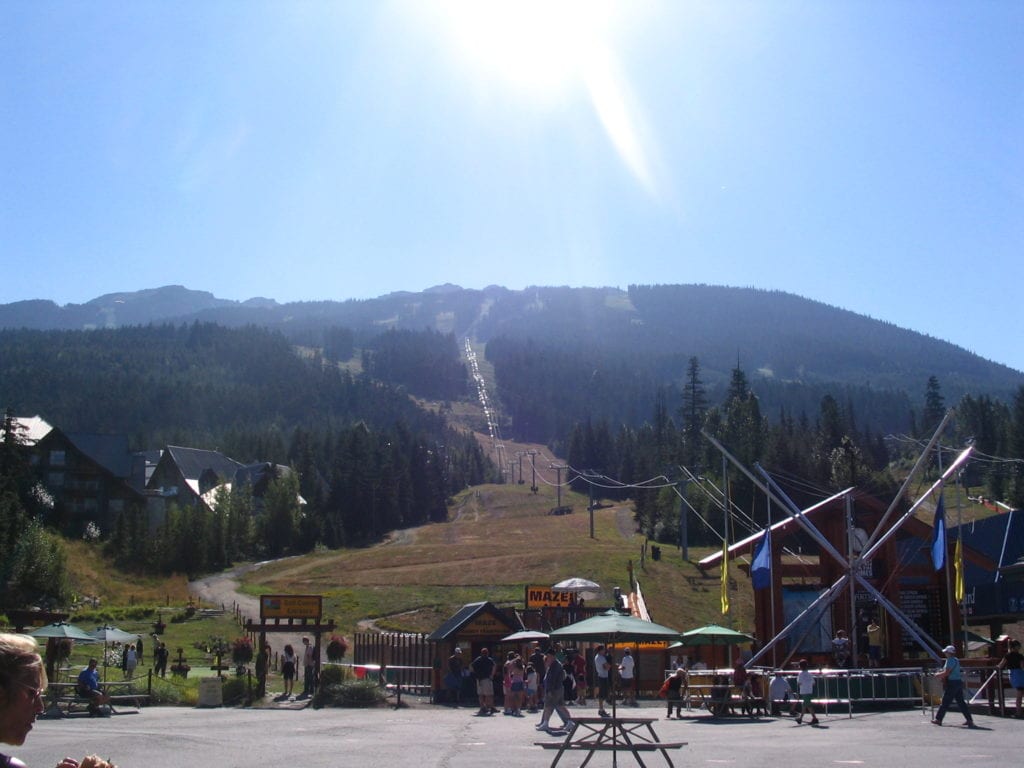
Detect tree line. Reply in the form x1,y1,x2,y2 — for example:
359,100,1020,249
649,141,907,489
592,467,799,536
559,359,1024,546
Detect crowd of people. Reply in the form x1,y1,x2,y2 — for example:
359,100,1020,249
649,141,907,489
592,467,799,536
444,641,647,730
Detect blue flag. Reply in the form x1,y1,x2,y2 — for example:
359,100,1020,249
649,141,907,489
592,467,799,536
931,494,946,571
751,528,772,590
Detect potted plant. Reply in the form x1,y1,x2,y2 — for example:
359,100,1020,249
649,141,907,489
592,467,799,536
326,635,349,663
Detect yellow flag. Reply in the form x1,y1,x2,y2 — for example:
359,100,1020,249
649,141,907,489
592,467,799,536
720,537,730,615
954,537,965,603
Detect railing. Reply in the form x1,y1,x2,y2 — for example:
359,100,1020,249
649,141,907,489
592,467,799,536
678,666,929,718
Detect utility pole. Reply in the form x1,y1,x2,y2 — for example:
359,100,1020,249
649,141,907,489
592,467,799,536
550,463,566,508
677,478,689,560
587,472,595,539
516,452,524,484
528,450,538,493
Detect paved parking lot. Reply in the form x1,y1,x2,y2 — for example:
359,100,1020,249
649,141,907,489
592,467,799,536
13,702,1022,768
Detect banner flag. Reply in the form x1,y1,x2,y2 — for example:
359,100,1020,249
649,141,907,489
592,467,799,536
751,528,772,590
931,494,946,571
954,536,965,603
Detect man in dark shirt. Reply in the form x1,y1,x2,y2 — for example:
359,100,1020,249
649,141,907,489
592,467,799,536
471,648,496,715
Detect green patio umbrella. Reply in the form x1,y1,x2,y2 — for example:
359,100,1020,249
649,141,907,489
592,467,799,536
677,624,753,646
28,621,97,642
550,610,681,719
550,610,682,643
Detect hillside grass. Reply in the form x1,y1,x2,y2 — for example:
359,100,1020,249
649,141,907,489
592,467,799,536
238,481,756,637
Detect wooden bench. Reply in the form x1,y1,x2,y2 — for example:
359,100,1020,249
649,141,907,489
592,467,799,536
51,693,149,716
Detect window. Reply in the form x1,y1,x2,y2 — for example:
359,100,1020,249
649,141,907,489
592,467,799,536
48,472,64,487
49,450,66,466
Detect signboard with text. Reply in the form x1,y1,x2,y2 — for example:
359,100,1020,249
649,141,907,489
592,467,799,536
525,586,575,608
260,594,323,621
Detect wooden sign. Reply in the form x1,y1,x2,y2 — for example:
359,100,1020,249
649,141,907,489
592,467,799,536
259,594,322,621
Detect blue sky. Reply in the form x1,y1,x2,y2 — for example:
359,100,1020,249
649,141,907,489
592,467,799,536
2,1,1022,371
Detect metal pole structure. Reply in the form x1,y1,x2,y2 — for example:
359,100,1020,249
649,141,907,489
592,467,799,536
678,479,688,560
588,473,595,539
862,408,954,553
723,452,732,632
858,446,973,563
550,464,564,508
767,493,777,668
853,574,943,662
529,450,538,493
748,575,851,667
846,493,858,665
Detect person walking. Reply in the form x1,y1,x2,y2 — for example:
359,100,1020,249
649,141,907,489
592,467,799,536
594,644,611,717
997,639,1023,718
535,651,574,732
795,659,819,725
664,667,687,719
932,644,976,727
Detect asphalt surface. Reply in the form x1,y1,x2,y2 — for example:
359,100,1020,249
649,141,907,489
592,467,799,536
12,700,1021,768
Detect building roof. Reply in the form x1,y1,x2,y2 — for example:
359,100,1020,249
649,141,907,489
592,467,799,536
426,601,520,642
952,509,1023,582
2,415,53,445
162,445,243,482
65,432,134,478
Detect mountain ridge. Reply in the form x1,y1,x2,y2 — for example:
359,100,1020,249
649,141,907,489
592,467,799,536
1,283,1020,406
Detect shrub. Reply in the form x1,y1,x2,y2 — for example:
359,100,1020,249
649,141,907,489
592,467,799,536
313,679,386,708
221,677,248,706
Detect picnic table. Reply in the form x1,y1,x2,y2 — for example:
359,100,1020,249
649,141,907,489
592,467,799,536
45,681,149,717
535,716,686,768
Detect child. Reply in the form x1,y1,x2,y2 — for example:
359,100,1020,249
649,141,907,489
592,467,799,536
525,663,539,713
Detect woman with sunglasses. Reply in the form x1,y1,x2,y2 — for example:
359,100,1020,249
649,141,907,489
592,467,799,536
0,633,117,768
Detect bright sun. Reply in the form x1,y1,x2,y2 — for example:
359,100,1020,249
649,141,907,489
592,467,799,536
427,0,658,197
437,0,615,99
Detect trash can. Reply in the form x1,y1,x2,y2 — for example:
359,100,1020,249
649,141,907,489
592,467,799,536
197,676,223,708
651,545,661,561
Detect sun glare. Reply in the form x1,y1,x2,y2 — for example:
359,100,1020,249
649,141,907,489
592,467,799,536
438,0,613,98
430,0,659,197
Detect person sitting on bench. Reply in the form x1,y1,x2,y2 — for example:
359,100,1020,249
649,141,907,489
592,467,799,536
76,659,110,716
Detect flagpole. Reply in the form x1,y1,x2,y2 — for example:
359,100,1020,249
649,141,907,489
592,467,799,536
767,494,776,668
938,448,956,647
956,474,965,651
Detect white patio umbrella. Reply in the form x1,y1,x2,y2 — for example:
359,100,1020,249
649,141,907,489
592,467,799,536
90,625,140,681
552,577,601,602
501,630,550,642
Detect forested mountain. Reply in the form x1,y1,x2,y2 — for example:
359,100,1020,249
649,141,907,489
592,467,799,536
3,283,1024,599
0,323,492,585
3,283,1018,399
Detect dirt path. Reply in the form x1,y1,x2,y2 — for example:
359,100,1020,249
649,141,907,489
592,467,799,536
189,558,317,655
